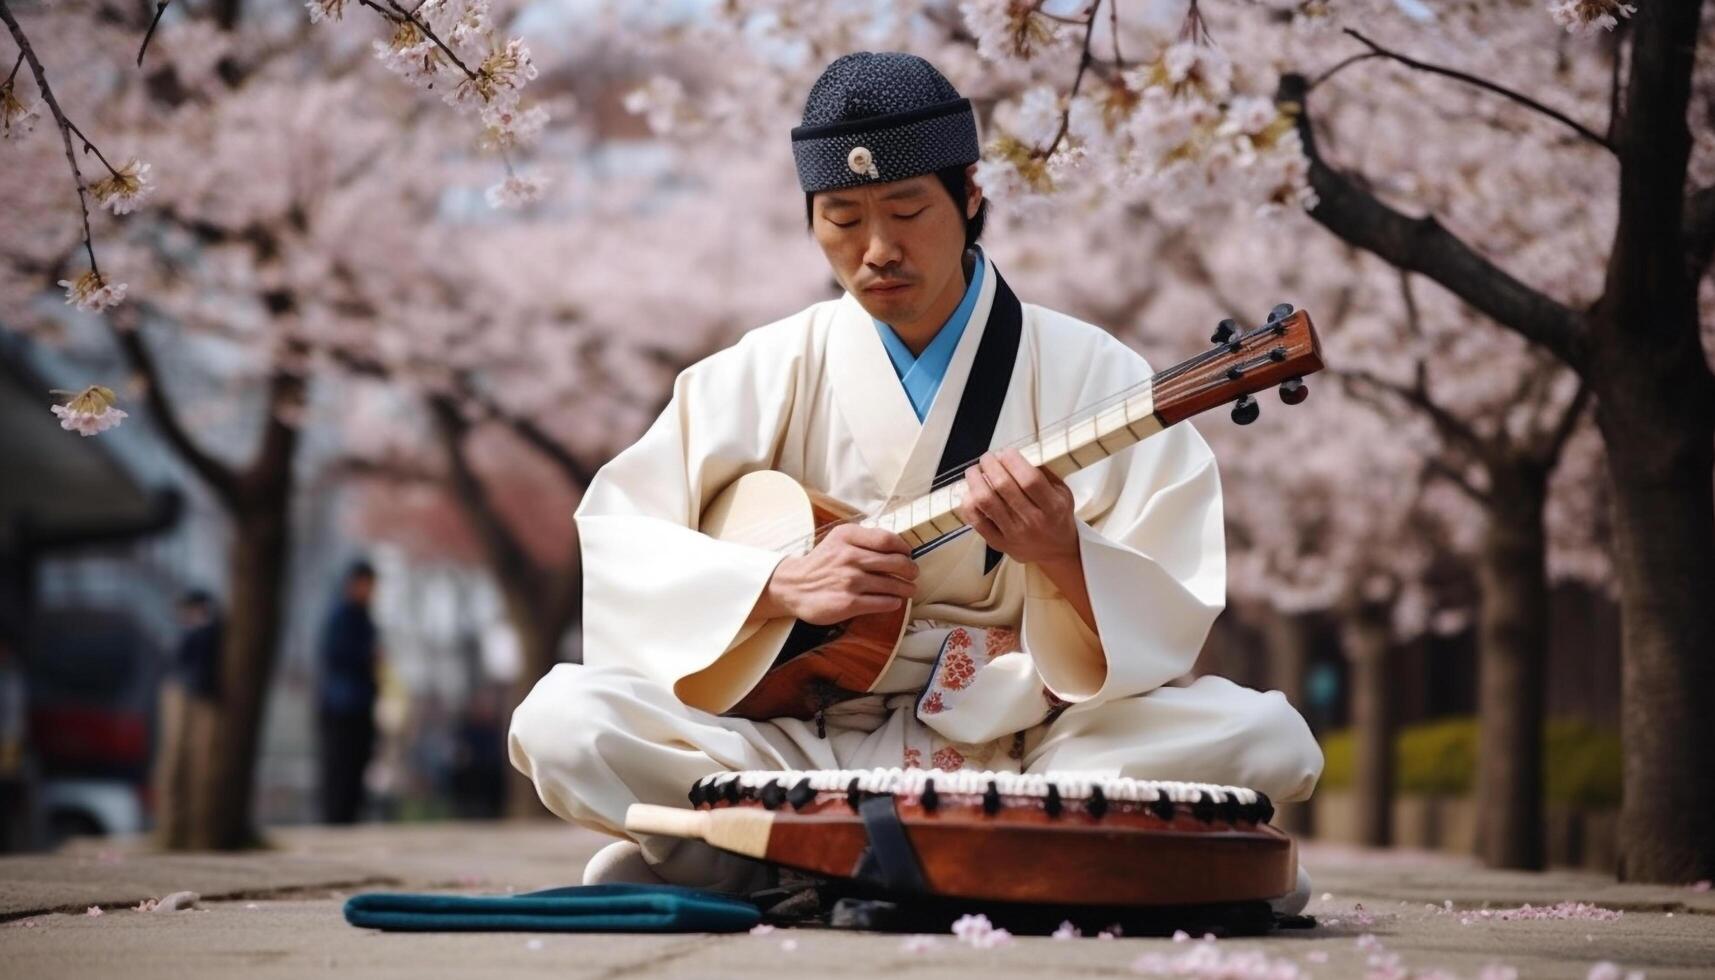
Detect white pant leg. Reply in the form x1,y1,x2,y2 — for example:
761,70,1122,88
507,661,905,891
1023,674,1323,803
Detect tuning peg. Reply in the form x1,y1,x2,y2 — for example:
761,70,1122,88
1231,394,1260,425
1211,318,1238,344
1267,303,1295,324
1279,377,1309,405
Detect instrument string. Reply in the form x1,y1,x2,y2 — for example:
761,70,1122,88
748,327,1300,557
723,361,1259,557
692,319,1301,558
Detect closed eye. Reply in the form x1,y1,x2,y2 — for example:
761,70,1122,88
894,208,927,220
827,217,859,229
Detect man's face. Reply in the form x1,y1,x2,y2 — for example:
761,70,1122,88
348,574,375,606
810,170,980,327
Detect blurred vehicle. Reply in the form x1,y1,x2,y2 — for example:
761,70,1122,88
26,607,158,844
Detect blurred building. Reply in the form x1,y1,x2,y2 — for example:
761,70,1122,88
0,338,184,847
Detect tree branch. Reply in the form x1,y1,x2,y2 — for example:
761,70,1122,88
240,338,306,501
457,375,598,491
108,304,243,503
1339,28,1614,152
1179,243,1248,326
1308,51,1384,90
1396,269,1432,394
1685,184,1715,282
1335,367,1492,464
425,394,544,602
1605,24,1626,144
0,0,102,274
353,0,480,82
1424,455,1492,505
1336,378,1492,504
137,0,170,67
1537,380,1592,467
1522,349,1575,422
1042,7,1099,160
1278,73,1588,371
1106,0,1123,67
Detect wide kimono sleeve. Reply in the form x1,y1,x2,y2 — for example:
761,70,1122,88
573,324,806,714
1019,318,1227,708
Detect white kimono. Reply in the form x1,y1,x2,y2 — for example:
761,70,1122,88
509,259,1322,891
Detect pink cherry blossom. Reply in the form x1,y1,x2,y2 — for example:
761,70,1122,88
1547,0,1636,34
950,912,1013,948
2,80,41,140
485,173,547,210
304,0,345,24
90,159,154,216
57,271,127,313
50,385,127,437
961,0,1078,63
1132,937,1307,978
900,935,942,953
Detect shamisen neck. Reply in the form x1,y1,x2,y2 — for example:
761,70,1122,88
863,375,1166,552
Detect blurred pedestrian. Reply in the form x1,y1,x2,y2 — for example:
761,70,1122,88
451,685,506,819
0,626,36,851
153,590,221,846
316,560,381,824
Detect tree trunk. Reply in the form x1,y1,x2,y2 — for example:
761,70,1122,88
188,502,290,849
503,603,565,819
1263,608,1316,835
1343,599,1394,848
1475,466,1550,870
1593,372,1715,882
1274,0,1715,882
1581,0,1715,884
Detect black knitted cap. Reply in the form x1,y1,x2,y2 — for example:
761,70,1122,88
791,52,980,193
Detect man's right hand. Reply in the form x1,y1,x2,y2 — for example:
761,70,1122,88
753,524,918,625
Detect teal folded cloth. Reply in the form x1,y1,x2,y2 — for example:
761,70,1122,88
344,883,762,933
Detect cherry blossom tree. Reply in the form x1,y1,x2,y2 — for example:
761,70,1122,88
643,0,1710,882
1262,1,1709,883
0,0,562,846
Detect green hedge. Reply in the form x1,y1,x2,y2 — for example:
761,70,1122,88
1318,717,1621,808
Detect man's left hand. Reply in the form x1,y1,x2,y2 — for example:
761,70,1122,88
955,448,1079,565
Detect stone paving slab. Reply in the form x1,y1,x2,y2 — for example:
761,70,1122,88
1302,843,1715,915
0,821,600,919
4,894,1711,980
1,825,1711,980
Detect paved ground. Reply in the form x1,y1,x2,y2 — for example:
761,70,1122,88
2,824,1711,979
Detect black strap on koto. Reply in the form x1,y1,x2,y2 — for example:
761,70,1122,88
852,794,929,895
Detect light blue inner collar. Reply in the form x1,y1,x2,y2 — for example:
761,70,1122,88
873,249,986,422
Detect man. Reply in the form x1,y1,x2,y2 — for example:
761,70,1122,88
509,52,1322,899
153,590,221,845
317,560,380,824
0,626,34,851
